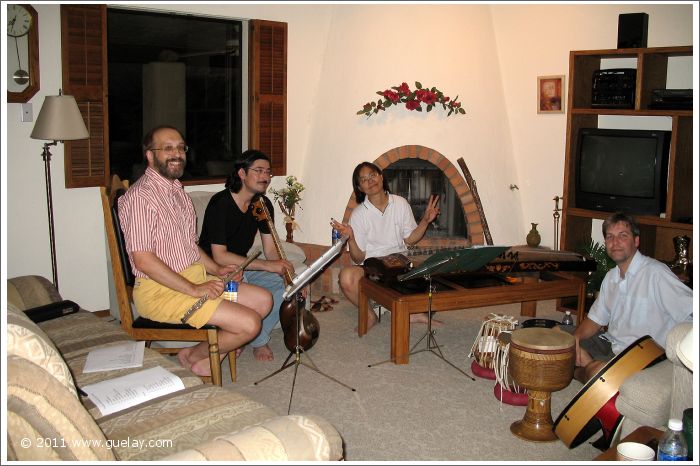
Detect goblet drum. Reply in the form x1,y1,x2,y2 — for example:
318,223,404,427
508,327,575,442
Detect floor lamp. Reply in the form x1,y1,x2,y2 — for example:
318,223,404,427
30,91,89,290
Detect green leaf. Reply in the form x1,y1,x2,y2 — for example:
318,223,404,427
415,81,422,89
426,105,433,112
459,108,466,114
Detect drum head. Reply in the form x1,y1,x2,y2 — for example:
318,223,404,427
511,327,575,351
553,335,666,448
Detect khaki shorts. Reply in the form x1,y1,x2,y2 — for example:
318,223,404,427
133,262,222,329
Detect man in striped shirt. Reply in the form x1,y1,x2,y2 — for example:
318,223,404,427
118,125,272,377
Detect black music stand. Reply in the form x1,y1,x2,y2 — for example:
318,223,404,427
254,237,355,414
368,246,508,378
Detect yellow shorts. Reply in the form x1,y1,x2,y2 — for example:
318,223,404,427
133,262,222,329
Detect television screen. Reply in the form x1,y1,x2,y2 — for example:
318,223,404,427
575,128,670,215
579,134,657,198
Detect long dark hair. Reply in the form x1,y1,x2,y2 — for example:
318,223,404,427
352,161,390,203
225,149,271,193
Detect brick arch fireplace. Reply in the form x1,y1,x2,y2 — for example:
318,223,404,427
341,145,485,246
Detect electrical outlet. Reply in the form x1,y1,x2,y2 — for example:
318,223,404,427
21,103,33,122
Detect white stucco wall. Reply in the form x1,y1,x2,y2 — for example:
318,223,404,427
3,3,695,311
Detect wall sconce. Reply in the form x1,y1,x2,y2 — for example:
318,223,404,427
30,90,89,289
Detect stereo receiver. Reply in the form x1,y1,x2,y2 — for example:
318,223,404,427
591,68,636,109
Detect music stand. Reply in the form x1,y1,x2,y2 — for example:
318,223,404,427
254,237,356,414
368,246,508,379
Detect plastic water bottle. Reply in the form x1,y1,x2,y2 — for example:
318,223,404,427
222,280,238,302
561,310,574,326
332,228,341,246
657,418,688,461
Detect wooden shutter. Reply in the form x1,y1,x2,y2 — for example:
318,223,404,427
249,20,287,175
61,5,109,188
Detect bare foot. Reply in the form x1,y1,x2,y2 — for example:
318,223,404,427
252,344,274,362
355,311,378,333
189,357,212,377
177,347,195,370
410,313,445,328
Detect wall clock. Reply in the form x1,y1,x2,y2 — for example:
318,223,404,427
7,4,40,103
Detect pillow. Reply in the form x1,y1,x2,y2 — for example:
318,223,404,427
7,303,77,397
6,355,115,461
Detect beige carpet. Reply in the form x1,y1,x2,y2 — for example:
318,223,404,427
212,292,604,462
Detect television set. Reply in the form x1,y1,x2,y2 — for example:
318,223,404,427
575,128,671,216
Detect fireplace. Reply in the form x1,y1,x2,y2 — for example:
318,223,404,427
341,145,486,248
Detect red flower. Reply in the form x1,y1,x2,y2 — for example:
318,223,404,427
382,90,400,103
405,99,421,111
397,82,410,96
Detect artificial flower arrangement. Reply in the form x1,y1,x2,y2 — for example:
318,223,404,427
357,81,465,118
270,175,305,225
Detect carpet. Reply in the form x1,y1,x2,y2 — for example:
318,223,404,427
213,294,603,462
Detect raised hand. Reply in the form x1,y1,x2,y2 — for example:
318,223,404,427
421,194,441,225
330,218,354,241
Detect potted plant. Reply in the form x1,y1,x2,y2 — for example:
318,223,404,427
580,239,615,297
270,176,305,242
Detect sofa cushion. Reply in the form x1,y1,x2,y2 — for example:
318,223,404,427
7,355,116,461
7,275,63,309
616,358,673,428
7,303,77,397
163,414,343,461
96,384,277,461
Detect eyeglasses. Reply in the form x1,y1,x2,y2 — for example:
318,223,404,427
151,144,189,155
248,167,273,177
358,172,379,184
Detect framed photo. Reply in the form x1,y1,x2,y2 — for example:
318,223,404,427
537,75,565,114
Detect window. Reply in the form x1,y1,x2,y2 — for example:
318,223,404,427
107,9,243,183
61,4,286,188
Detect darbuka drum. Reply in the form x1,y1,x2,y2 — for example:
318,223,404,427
493,332,528,406
468,314,518,378
508,327,575,442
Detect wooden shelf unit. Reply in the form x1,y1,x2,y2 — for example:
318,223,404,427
561,46,693,263
558,46,693,313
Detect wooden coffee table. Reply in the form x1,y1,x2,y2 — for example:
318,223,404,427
358,272,586,364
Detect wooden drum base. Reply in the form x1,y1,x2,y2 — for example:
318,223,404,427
510,389,558,442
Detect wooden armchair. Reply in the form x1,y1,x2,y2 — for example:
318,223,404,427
100,175,235,385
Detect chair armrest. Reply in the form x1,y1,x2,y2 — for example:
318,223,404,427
665,322,693,366
22,300,80,323
161,415,343,461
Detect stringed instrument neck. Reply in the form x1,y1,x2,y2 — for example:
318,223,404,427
252,197,295,285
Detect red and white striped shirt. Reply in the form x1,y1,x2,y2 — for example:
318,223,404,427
118,167,200,278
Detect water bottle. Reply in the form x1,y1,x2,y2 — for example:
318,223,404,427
561,310,574,326
222,280,238,302
332,227,341,246
657,418,688,461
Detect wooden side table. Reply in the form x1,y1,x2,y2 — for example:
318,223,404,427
594,426,663,461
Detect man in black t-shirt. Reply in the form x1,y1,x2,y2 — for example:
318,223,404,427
199,150,295,361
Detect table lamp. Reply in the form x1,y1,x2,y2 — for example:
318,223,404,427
30,91,89,289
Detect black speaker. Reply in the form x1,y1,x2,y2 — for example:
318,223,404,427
617,13,648,49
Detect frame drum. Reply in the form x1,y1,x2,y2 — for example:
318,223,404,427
553,335,666,448
509,328,575,442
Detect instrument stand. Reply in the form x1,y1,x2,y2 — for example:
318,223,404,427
368,274,476,381
254,237,355,414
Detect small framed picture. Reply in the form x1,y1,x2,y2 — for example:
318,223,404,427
537,75,565,114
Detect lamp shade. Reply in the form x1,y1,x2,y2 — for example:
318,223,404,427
30,95,89,141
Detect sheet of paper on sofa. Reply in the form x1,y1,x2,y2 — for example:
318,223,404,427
82,366,185,416
83,340,146,373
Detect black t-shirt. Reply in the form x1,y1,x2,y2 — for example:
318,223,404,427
199,189,274,257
